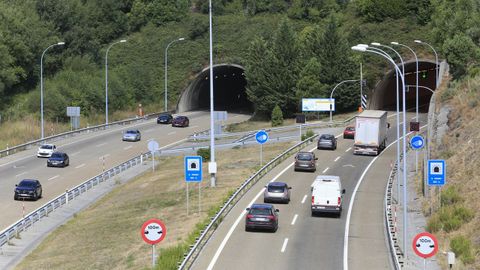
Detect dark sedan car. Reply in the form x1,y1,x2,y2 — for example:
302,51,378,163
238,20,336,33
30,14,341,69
245,204,279,232
294,151,317,172
172,116,189,127
47,152,70,167
157,113,173,124
317,134,337,150
14,179,42,201
343,126,355,139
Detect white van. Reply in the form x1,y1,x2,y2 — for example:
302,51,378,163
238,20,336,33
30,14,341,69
311,175,345,217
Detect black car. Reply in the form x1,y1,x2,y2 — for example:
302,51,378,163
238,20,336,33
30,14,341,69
157,113,173,124
245,203,279,232
172,116,189,127
14,179,42,201
47,152,70,167
317,134,337,150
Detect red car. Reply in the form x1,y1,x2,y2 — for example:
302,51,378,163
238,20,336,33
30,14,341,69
343,126,355,139
172,116,189,127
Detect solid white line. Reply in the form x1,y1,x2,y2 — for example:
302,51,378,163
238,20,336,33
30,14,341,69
70,151,81,156
206,162,295,270
322,167,329,173
48,175,59,181
15,172,27,178
301,194,307,204
281,238,289,253
95,143,106,147
291,214,298,225
168,131,176,135
75,164,85,169
334,156,340,162
345,147,351,152
123,145,133,150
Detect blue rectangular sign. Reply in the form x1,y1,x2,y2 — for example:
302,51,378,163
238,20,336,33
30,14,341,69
427,159,445,186
185,156,202,182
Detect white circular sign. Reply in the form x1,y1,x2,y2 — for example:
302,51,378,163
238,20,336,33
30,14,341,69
141,219,166,245
148,140,159,152
412,232,438,258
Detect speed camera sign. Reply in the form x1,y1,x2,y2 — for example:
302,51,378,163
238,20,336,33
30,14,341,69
141,219,167,245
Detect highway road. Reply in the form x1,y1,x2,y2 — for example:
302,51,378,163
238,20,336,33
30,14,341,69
0,111,250,230
191,111,427,270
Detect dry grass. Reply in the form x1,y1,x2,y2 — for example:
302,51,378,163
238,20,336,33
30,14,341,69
425,74,480,269
15,141,295,270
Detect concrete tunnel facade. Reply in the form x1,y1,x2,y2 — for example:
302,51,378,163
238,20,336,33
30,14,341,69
176,61,439,114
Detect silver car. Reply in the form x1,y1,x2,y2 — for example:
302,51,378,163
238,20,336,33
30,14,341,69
264,182,291,203
122,130,141,142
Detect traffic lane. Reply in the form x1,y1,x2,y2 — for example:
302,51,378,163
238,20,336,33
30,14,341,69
0,112,250,229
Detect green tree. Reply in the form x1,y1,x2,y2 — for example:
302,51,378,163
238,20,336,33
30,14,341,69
442,34,480,79
355,0,408,22
296,57,327,104
271,104,284,126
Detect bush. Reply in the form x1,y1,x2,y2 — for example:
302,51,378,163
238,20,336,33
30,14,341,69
437,205,474,232
271,105,283,127
441,186,463,205
301,129,315,141
197,148,210,161
426,215,441,233
450,235,475,264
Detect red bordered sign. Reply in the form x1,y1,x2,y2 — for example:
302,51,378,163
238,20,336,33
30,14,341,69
141,219,167,245
412,232,438,258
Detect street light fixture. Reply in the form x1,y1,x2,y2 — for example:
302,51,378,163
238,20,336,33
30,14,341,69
40,41,66,139
164,37,185,112
414,40,439,88
352,44,409,257
105,39,127,126
329,79,360,122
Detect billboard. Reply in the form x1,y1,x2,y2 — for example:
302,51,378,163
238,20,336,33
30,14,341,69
301,98,334,112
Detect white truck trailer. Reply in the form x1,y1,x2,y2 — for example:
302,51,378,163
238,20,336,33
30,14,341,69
353,110,388,156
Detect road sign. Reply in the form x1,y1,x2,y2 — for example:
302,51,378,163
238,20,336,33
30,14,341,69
428,159,446,186
410,135,424,150
148,140,159,152
410,121,420,132
185,156,202,182
141,219,167,245
412,232,438,259
255,130,268,144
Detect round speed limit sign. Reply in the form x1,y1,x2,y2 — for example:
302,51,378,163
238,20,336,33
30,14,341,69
412,232,438,258
141,219,167,245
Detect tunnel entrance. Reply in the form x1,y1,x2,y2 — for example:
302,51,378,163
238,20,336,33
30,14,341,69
177,64,252,113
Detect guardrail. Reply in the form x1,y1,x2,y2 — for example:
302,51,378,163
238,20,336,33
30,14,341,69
177,134,319,269
0,151,153,248
0,112,168,158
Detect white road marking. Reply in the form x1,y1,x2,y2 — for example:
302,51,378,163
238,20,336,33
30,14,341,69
15,172,27,178
70,151,81,156
322,167,329,173
190,125,199,129
144,128,155,133
291,214,298,225
99,154,110,160
48,175,59,181
345,147,351,152
75,164,85,169
95,143,106,147
168,131,176,135
343,164,355,168
301,195,307,204
334,156,340,162
281,238,289,253
124,145,133,150
206,162,296,270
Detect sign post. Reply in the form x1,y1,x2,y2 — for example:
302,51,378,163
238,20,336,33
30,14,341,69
410,134,425,175
412,232,439,269
255,130,268,166
141,219,167,268
185,156,202,215
148,140,160,172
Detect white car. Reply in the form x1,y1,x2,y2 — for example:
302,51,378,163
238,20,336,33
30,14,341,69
37,144,57,158
311,175,345,217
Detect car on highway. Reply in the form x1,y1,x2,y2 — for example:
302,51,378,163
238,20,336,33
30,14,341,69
264,182,291,203
245,203,279,232
317,134,337,150
311,175,345,217
122,129,141,142
172,116,189,127
47,152,70,168
343,126,355,139
14,179,42,201
157,113,173,124
37,144,57,158
294,151,317,172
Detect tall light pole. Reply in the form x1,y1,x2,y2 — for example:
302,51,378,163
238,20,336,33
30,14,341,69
352,44,409,257
209,0,216,187
414,40,439,88
164,37,185,112
105,39,127,125
40,41,65,139
329,79,360,122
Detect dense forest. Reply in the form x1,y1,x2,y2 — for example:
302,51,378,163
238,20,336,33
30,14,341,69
0,0,478,121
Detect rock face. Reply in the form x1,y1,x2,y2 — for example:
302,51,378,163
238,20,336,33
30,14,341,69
434,104,451,148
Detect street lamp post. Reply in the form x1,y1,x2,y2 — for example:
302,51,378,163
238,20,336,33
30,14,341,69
414,40,439,89
105,39,127,126
329,79,360,122
352,44,409,257
40,42,65,139
209,0,216,187
164,37,185,112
